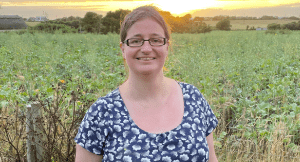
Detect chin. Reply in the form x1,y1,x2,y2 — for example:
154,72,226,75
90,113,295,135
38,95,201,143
133,67,163,76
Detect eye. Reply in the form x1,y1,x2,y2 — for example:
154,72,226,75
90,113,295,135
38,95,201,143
129,39,142,44
150,38,163,44
151,38,161,43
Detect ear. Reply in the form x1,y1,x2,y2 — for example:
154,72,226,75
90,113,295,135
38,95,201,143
120,42,125,59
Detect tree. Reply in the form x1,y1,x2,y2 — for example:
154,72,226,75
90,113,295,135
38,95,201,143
282,21,300,30
75,16,82,21
81,12,102,33
213,15,229,21
267,23,281,30
260,15,277,20
190,22,212,33
61,17,67,22
67,16,77,21
101,9,130,34
288,16,300,20
28,17,36,22
216,19,231,30
193,17,204,22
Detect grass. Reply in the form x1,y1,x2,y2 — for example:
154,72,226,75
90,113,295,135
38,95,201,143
165,30,300,161
0,30,299,161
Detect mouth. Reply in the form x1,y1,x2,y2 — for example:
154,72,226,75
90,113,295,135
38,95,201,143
136,58,156,61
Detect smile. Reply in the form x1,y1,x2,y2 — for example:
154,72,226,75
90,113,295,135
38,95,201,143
136,58,155,60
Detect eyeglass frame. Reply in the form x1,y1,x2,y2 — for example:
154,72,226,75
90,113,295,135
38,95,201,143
123,37,167,47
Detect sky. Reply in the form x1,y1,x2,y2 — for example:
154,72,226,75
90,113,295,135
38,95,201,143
1,0,300,19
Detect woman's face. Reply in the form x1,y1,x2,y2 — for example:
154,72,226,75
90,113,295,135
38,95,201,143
120,18,169,76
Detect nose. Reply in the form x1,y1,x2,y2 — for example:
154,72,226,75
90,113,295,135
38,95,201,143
141,40,152,53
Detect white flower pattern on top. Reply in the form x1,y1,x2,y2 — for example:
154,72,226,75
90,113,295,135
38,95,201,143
75,82,218,162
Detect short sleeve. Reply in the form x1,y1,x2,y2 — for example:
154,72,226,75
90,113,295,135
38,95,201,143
74,98,111,155
192,85,218,137
202,97,218,137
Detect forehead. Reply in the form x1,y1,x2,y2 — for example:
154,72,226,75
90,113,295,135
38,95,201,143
126,18,165,39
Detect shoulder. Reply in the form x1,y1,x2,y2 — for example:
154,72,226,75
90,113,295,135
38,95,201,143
87,88,124,115
177,81,209,108
94,88,122,105
177,81,203,97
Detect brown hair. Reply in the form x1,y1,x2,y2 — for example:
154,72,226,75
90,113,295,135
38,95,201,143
120,5,171,43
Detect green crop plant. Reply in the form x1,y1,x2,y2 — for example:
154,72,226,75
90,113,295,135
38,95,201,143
0,30,299,161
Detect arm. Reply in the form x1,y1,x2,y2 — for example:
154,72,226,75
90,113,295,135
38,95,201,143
75,144,103,162
206,132,218,162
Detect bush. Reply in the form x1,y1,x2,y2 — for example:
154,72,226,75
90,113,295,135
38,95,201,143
201,25,212,33
282,21,300,30
45,20,81,29
31,23,77,34
190,22,212,33
248,26,256,30
267,23,281,30
216,19,231,30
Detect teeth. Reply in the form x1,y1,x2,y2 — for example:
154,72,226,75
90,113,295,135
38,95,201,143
138,58,155,60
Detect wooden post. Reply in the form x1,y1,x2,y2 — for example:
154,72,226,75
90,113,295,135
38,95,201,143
26,102,44,162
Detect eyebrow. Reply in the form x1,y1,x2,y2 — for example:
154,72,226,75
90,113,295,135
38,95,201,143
130,33,163,38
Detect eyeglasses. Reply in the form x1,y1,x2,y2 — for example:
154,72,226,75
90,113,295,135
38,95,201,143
123,38,167,47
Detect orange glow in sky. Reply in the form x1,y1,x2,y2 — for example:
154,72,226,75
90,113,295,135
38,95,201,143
1,0,300,18
2,0,300,11
153,0,219,15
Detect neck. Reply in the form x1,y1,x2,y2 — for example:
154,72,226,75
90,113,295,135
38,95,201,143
122,71,168,101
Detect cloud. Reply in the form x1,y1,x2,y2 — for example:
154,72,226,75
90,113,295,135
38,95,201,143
53,5,107,10
191,4,300,17
0,5,107,19
278,2,300,7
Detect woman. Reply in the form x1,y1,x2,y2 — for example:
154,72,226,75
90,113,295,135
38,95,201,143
75,6,218,162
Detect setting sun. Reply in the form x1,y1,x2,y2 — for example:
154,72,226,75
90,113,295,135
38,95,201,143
153,0,218,16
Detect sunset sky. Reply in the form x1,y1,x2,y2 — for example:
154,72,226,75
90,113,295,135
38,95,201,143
1,0,300,19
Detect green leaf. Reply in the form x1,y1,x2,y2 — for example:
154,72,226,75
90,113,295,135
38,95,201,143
1,100,9,107
220,131,227,139
47,88,53,93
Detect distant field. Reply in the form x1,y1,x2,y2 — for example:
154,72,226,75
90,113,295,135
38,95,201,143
25,22,41,27
204,19,298,30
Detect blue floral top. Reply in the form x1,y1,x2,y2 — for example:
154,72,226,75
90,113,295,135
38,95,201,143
75,82,218,162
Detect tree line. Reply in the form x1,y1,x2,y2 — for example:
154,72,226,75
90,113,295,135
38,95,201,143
34,9,215,34
25,14,300,22
32,8,300,34
267,21,300,30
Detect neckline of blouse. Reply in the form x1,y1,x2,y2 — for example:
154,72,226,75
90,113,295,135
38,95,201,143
116,81,186,136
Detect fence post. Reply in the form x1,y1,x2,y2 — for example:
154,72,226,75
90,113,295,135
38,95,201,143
26,102,44,162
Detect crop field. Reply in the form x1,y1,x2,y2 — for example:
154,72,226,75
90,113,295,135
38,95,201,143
25,22,41,27
204,19,298,30
0,30,300,161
